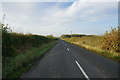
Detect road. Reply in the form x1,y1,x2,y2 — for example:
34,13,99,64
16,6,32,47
21,40,119,78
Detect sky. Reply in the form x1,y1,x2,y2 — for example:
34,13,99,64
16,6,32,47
1,0,118,37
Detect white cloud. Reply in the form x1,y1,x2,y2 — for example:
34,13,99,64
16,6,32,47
37,1,117,25
2,1,118,36
2,0,120,2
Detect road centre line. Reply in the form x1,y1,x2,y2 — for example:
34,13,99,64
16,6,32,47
75,61,90,80
67,48,69,51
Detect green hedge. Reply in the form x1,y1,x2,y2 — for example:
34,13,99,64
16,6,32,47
1,23,58,57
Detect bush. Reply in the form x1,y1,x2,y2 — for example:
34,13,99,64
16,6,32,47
46,35,58,41
61,34,86,39
102,27,119,52
1,22,57,57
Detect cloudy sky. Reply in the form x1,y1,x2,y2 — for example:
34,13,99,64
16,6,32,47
1,0,118,37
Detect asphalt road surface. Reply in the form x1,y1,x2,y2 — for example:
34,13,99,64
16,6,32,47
21,40,119,79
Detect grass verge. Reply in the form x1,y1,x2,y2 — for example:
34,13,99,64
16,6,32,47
68,41,120,62
2,41,58,79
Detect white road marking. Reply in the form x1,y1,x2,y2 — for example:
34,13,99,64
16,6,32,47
67,48,69,51
75,61,90,80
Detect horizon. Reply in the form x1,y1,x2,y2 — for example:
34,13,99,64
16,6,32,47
1,1,118,37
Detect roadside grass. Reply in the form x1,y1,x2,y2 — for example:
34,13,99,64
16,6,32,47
64,36,103,48
69,41,120,62
2,41,58,79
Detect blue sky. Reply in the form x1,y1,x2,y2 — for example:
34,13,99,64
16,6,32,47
1,1,118,37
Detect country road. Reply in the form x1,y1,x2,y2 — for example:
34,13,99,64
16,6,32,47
21,40,119,78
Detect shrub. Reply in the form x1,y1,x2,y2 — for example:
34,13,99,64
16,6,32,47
1,22,57,57
101,27,119,52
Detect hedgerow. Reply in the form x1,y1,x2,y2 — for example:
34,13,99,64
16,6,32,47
101,27,120,52
1,21,58,57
